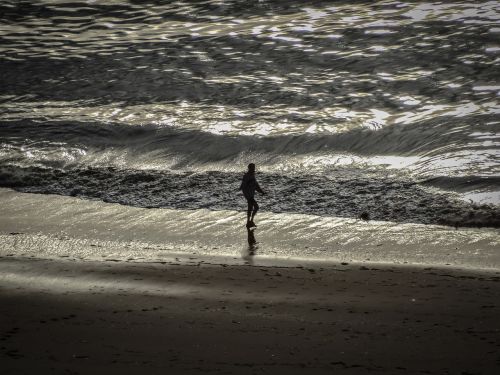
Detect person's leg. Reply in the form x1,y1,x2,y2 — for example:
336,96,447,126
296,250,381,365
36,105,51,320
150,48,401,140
246,198,253,223
250,199,259,221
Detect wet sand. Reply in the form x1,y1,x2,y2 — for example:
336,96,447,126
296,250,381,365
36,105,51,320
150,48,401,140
1,255,500,375
1,189,500,373
1,188,499,270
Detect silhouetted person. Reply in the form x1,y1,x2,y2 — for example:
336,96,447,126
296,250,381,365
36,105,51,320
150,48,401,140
240,163,265,228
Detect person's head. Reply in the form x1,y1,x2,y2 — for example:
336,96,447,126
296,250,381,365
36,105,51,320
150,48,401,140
248,163,256,173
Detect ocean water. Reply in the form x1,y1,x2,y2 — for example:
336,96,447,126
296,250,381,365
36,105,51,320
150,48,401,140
1,0,499,228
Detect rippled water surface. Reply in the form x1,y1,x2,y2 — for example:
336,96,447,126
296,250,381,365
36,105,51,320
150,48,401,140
1,0,499,227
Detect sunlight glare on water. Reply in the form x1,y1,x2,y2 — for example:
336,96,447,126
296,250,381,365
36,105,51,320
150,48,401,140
0,0,499,224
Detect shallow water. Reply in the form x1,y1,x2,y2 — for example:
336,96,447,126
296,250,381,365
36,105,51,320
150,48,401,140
0,0,499,227
1,189,499,269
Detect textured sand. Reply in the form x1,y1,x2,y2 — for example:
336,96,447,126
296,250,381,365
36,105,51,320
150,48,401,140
1,255,500,374
1,188,499,373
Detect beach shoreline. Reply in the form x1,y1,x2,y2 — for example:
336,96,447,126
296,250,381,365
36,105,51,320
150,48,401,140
1,188,499,270
2,0,500,373
1,188,500,373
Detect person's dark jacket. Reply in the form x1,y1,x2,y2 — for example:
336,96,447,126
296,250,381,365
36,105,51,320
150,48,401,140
240,172,263,199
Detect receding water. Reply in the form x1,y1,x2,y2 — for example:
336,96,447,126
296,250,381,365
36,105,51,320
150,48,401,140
0,0,499,227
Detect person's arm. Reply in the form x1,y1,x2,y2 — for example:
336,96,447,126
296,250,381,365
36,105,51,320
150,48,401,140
239,175,247,191
255,180,265,195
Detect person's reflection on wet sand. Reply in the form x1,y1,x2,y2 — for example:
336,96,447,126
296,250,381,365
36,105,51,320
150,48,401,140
242,227,257,264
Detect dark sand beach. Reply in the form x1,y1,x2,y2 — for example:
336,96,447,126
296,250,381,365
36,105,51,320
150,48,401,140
1,189,500,374
2,254,500,374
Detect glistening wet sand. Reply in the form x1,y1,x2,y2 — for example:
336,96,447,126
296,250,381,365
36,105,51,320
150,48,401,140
1,256,500,374
1,188,499,270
